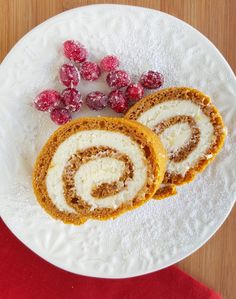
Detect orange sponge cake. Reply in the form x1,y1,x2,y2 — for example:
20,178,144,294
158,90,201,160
33,117,167,224
126,87,226,199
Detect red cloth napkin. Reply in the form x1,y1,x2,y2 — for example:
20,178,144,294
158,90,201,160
0,218,221,299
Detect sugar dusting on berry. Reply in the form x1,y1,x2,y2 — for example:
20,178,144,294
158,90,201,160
61,88,82,112
108,90,129,113
59,64,80,87
50,107,71,125
106,70,131,88
85,91,108,110
34,90,61,111
100,55,119,72
80,61,101,81
125,83,144,101
140,70,164,89
63,40,88,63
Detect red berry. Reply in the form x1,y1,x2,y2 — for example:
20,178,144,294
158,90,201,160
125,83,144,101
59,64,80,87
50,108,71,125
108,90,129,113
61,88,82,112
100,55,119,72
106,70,131,89
63,40,88,63
139,70,164,89
80,61,101,81
34,90,61,111
85,91,108,111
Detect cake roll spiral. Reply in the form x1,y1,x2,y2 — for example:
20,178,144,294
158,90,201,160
125,87,226,199
33,117,167,224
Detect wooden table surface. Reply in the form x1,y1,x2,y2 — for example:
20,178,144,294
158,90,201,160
0,0,235,298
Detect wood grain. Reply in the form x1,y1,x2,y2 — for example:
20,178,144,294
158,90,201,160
0,0,235,298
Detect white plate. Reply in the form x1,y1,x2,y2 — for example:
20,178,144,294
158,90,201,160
0,4,236,278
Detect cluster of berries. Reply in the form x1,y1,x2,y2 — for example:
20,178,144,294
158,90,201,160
34,40,164,125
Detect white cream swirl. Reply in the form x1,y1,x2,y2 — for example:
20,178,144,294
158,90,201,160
138,100,215,175
46,130,147,212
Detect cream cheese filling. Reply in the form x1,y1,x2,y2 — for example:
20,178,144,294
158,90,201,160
138,100,215,175
46,130,147,212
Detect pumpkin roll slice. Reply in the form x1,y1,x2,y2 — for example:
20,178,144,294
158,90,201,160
125,87,226,199
33,117,167,224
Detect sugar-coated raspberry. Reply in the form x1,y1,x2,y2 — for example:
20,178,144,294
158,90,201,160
139,70,164,89
106,70,131,89
59,64,80,87
85,91,108,111
100,55,119,72
61,88,82,112
63,40,88,63
34,90,61,111
50,107,71,125
108,90,129,113
80,61,101,81
125,83,144,101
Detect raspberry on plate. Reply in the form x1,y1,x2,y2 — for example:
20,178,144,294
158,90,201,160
80,61,101,81
108,90,129,113
100,55,119,72
85,91,108,111
125,83,144,101
106,70,131,89
139,70,164,89
50,107,71,125
61,88,82,112
63,40,88,63
34,90,61,111
59,64,80,87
